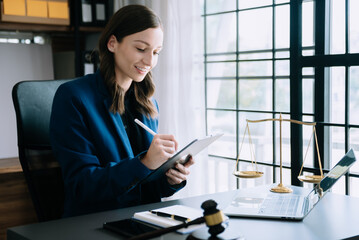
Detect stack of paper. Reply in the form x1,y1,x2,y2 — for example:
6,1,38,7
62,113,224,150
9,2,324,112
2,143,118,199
133,205,205,234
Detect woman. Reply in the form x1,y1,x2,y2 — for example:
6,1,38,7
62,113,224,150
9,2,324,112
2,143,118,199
50,5,194,217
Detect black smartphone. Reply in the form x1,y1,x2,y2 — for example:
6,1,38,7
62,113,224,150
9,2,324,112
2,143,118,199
103,218,160,237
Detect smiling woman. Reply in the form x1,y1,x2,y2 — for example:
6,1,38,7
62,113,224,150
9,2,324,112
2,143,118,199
98,5,163,116
107,27,163,92
49,4,195,218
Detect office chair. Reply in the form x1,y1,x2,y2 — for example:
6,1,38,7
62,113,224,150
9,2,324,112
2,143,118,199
12,79,72,222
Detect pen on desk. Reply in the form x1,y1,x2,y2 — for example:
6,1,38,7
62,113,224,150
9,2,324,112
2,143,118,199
134,118,156,136
149,210,191,222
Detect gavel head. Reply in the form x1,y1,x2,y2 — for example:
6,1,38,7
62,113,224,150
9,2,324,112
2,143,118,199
201,199,228,237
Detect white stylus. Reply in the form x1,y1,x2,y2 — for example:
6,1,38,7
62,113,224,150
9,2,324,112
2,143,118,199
134,118,157,136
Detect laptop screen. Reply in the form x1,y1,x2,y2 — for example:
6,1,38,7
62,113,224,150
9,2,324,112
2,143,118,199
302,149,356,217
317,149,356,196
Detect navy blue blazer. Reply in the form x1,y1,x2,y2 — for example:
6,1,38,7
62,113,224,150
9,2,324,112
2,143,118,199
50,71,182,217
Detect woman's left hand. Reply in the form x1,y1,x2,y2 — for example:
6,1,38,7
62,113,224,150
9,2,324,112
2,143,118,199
166,156,195,185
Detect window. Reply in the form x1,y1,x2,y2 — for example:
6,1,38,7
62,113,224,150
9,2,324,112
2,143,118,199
0,31,49,45
203,0,359,196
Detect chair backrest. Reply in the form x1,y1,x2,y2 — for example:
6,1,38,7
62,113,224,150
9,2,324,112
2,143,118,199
12,79,71,221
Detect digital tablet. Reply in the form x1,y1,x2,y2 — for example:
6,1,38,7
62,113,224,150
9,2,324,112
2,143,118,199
141,134,223,183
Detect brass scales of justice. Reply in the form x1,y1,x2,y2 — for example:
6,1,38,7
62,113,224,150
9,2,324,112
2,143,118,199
233,113,324,193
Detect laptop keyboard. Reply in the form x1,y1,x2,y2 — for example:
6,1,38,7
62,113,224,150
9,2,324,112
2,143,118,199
259,195,301,216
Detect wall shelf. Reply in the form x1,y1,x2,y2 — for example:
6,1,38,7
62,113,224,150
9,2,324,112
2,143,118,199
0,21,71,32
0,22,104,33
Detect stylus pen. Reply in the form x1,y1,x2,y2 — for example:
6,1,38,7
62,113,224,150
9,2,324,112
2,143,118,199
149,211,191,222
134,118,156,136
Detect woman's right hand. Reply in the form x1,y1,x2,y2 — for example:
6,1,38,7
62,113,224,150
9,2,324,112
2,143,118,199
141,134,178,170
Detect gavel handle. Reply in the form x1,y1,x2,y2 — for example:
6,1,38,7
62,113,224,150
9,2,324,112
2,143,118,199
128,217,205,240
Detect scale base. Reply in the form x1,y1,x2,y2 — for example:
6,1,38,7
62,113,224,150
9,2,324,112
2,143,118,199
270,183,292,193
186,226,245,240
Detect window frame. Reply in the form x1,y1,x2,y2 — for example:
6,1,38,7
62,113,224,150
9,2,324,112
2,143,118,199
203,0,359,195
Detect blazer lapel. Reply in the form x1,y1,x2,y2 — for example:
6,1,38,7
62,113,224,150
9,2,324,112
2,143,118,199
103,98,133,158
96,72,133,158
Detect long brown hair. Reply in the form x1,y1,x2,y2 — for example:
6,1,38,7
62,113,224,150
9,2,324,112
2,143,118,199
98,5,161,117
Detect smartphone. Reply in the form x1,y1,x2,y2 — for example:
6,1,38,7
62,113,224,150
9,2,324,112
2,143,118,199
103,218,160,237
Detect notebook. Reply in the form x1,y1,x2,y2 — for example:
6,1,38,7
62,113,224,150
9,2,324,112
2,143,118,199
223,148,356,221
132,205,205,234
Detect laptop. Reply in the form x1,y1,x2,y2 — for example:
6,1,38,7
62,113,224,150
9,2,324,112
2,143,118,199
223,148,356,221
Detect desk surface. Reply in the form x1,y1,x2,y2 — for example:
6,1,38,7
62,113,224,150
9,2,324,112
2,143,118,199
7,185,359,240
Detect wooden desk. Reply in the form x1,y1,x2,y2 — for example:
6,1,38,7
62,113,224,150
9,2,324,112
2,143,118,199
7,185,359,240
0,158,37,240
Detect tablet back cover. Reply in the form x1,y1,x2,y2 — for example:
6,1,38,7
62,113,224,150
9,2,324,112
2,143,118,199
140,134,223,184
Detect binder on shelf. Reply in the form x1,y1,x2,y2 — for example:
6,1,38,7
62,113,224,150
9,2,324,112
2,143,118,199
80,0,108,26
81,0,92,23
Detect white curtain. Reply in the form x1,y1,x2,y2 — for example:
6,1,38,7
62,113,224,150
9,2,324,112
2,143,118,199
113,0,207,199
148,0,206,200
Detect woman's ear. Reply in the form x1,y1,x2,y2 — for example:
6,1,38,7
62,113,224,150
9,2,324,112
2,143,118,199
107,35,117,53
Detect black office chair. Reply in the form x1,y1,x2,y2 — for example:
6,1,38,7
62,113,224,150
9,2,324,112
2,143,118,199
12,79,72,222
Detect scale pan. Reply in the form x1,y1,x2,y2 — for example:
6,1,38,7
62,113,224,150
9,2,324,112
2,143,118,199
233,171,263,178
298,175,323,183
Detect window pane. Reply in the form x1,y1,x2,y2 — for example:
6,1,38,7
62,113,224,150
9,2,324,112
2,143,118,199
303,78,314,114
238,8,272,51
349,66,359,125
207,54,236,61
238,0,272,9
275,78,290,112
238,52,272,60
207,110,236,158
238,112,273,164
328,126,346,168
349,0,359,53
302,67,314,76
206,13,236,54
329,67,345,124
302,1,314,52
207,62,236,78
206,0,236,14
275,0,289,3
206,156,237,193
275,60,289,76
207,80,236,109
302,49,315,56
349,128,359,174
275,5,290,49
330,0,346,54
275,50,289,58
239,79,273,111
239,61,273,76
